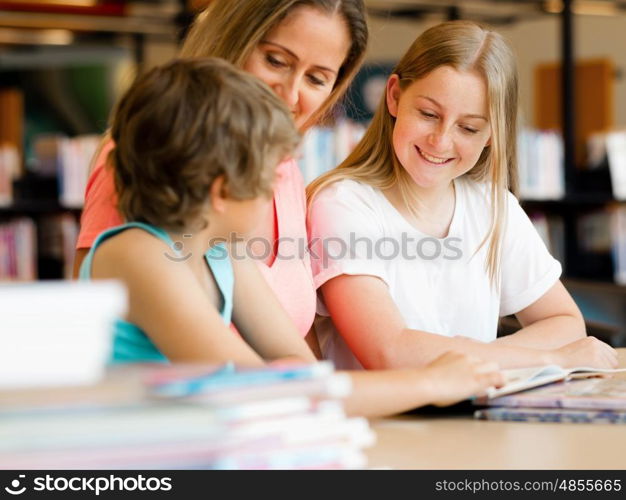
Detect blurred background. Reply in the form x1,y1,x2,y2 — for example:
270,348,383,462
2,0,626,345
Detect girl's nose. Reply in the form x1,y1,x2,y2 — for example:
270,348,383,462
427,126,453,153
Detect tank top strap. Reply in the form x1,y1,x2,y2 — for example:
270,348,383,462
79,222,177,280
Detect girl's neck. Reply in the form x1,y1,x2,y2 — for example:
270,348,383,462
408,179,455,212
384,180,456,238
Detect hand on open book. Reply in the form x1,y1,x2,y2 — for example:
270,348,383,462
422,351,505,407
551,336,618,369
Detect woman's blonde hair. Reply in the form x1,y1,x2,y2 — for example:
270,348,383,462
180,0,368,129
307,20,519,284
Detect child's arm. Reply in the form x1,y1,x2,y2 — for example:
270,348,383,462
493,280,586,349
230,252,317,364
341,352,503,418
92,231,267,366
321,274,618,370
305,326,323,360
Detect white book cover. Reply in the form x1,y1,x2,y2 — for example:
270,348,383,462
0,280,126,388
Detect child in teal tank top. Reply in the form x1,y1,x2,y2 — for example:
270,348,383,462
80,222,232,363
80,58,312,366
80,57,504,417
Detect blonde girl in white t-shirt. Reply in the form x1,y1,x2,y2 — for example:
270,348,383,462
307,20,618,370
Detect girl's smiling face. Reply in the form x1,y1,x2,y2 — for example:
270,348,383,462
386,65,492,191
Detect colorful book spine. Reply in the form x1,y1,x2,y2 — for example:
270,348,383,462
149,361,336,397
475,407,626,424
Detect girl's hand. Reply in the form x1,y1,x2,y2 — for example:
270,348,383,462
550,336,618,369
421,351,504,407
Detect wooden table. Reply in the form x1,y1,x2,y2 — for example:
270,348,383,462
367,349,626,469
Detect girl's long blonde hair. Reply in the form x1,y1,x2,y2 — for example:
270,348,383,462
307,20,519,285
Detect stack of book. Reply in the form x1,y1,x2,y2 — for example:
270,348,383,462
0,281,126,388
0,362,375,469
474,364,626,424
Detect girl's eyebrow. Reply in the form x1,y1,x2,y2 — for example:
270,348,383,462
417,95,488,121
259,40,338,75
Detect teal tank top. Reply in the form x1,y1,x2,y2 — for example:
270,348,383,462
79,222,234,364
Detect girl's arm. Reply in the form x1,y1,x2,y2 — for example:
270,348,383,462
230,251,317,364
341,352,503,418
321,274,618,370
92,231,267,366
494,280,585,349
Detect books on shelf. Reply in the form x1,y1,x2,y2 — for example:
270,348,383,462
0,280,126,388
518,128,565,201
0,213,79,281
0,217,37,280
0,362,375,469
32,133,101,208
611,204,626,285
606,130,626,200
298,119,366,184
578,209,612,253
0,88,23,173
529,211,565,266
483,364,626,400
38,213,80,280
0,145,20,207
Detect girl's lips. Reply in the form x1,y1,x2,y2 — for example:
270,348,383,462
416,146,454,165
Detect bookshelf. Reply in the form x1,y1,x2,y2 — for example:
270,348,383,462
521,1,626,347
0,2,185,280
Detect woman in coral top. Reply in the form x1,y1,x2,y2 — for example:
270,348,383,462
74,0,369,341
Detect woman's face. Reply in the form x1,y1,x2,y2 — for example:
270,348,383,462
244,6,351,130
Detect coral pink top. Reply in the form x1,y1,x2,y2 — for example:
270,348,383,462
76,142,316,337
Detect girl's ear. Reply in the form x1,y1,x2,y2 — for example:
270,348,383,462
210,175,228,214
386,74,402,118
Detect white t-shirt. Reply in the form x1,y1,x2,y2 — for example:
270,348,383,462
308,176,562,369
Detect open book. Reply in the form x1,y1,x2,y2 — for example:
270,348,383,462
485,365,626,399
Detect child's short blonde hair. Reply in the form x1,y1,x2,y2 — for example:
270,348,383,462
110,57,301,231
